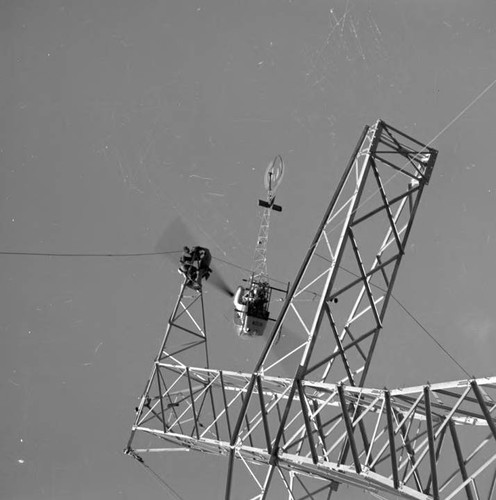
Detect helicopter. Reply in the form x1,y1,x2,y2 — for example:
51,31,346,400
164,155,287,338
232,155,288,338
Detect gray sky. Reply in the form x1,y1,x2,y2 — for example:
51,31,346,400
2,1,496,499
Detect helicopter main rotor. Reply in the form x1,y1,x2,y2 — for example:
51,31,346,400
156,216,234,297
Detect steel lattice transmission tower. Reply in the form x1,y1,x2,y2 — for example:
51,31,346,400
125,120,496,500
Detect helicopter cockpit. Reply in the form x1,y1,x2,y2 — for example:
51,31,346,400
179,246,212,291
233,279,271,337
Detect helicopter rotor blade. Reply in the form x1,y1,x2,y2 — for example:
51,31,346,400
155,216,197,260
156,217,235,296
208,269,235,297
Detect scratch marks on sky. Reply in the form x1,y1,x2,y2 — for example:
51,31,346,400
304,3,388,91
285,2,390,154
93,4,389,268
92,81,243,259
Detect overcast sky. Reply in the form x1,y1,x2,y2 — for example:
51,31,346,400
2,1,496,499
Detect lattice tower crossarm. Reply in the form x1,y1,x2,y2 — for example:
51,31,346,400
126,121,496,500
128,372,496,500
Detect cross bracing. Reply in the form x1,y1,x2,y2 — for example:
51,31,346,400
124,121,495,498
129,367,496,499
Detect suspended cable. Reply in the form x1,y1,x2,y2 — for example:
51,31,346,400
0,250,182,257
0,247,292,285
390,295,472,379
0,248,267,278
212,255,252,274
336,264,472,378
139,460,185,500
211,256,289,286
323,74,496,241
124,448,185,500
426,75,496,148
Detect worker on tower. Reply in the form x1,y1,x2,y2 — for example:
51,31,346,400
179,245,212,289
179,246,194,278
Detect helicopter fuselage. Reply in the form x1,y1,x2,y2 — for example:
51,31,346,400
233,282,271,337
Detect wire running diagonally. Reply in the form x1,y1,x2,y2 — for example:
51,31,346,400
336,264,472,378
324,74,496,242
139,459,185,500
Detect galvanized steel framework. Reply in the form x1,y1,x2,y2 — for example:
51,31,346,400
126,121,496,499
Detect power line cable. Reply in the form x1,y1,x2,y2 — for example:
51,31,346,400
0,250,181,257
0,247,285,282
314,252,471,377
212,256,251,274
140,460,185,500
323,74,496,242
125,448,185,500
336,264,472,378
212,256,289,286
390,294,472,379
0,248,267,279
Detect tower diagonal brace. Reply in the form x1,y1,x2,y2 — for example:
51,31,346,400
126,279,218,456
225,120,438,498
